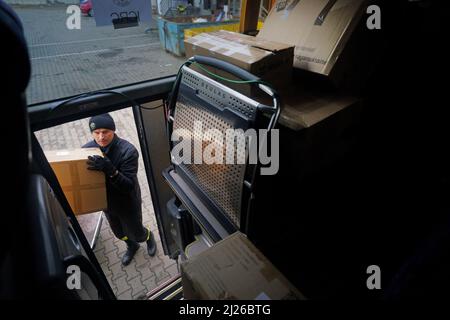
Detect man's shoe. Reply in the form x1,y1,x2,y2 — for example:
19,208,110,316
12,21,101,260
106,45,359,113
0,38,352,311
122,240,139,266
146,232,157,257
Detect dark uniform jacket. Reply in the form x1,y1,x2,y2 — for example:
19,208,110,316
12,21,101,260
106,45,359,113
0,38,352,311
83,135,142,220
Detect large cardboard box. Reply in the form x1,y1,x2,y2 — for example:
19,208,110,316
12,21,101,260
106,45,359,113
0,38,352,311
257,0,369,82
278,85,361,131
270,83,363,185
181,232,305,300
184,30,294,97
45,148,107,216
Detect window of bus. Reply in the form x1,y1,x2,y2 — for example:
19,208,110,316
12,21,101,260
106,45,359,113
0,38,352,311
12,0,269,106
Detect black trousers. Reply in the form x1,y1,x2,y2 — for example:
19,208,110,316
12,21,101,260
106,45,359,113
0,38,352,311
104,209,148,243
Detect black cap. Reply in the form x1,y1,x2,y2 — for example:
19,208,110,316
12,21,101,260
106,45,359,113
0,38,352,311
89,114,116,132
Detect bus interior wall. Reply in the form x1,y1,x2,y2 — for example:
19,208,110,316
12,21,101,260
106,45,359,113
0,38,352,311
248,0,450,299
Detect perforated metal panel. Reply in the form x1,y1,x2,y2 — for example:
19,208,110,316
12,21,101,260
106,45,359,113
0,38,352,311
173,67,264,228
173,93,246,228
170,67,261,229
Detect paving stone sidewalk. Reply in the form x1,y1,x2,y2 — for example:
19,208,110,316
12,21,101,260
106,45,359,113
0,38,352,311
35,108,180,300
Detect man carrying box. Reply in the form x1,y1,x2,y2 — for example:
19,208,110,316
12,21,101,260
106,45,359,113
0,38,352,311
82,113,157,266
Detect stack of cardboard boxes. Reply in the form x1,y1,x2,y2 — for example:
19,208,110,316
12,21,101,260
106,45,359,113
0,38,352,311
184,0,370,131
180,0,372,299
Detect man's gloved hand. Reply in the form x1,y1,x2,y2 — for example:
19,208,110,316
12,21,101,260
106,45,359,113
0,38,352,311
87,155,117,177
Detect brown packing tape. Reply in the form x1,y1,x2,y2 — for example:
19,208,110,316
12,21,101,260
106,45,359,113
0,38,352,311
209,30,292,53
228,52,259,65
206,43,264,61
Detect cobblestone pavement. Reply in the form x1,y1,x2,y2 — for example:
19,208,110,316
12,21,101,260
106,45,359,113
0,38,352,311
35,108,180,300
19,4,184,299
13,4,184,105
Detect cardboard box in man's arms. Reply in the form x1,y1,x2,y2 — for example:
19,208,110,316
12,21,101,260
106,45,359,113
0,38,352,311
45,148,107,216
